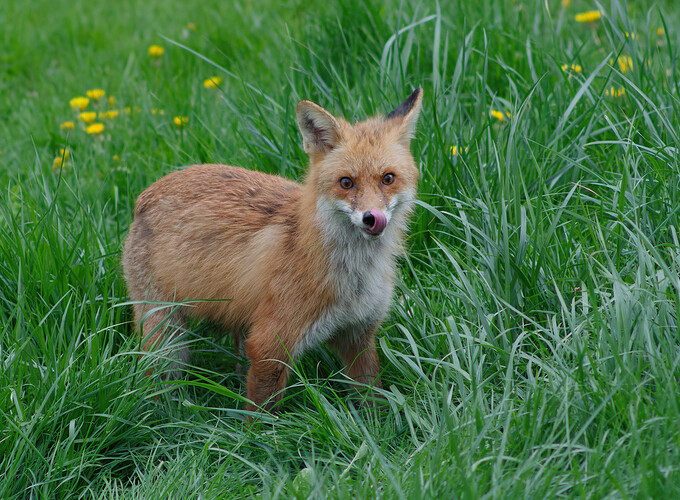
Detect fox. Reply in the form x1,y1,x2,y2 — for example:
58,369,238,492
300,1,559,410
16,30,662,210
122,87,423,414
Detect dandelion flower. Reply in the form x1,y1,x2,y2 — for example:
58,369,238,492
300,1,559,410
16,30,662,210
203,76,223,89
173,116,188,128
657,27,665,37
605,86,626,97
561,63,582,73
148,45,164,57
491,109,509,122
70,96,90,111
78,112,97,124
53,148,70,169
113,155,120,162
575,11,602,23
624,32,637,40
86,123,105,135
60,121,75,130
123,106,132,115
187,22,197,31
561,0,571,6
617,56,633,72
151,108,165,116
86,89,106,101
108,96,116,107
450,145,468,156
100,110,119,119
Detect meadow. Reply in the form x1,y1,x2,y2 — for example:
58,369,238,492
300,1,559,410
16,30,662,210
1,0,679,497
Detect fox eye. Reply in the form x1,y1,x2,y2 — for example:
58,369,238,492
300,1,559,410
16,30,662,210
382,173,396,185
339,177,354,189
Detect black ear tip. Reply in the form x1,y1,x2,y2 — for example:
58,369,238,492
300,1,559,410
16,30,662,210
409,87,424,105
386,87,424,120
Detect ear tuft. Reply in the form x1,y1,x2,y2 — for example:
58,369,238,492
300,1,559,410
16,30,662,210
296,101,342,155
385,88,423,143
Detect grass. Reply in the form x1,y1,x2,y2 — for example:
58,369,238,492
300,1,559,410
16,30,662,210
1,0,679,497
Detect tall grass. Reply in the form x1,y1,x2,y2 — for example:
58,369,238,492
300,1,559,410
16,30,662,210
1,0,679,497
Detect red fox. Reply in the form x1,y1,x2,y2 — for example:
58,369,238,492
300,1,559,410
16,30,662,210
123,88,423,413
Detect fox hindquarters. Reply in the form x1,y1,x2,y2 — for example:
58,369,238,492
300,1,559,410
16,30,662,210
123,88,423,414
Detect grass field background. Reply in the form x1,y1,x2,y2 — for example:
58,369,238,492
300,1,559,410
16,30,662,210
2,0,679,497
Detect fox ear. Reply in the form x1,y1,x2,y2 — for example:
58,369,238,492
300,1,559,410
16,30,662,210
385,88,423,143
296,101,343,155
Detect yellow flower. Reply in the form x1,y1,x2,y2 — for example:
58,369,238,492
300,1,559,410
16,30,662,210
123,106,132,115
108,96,116,107
575,10,602,23
187,22,197,31
148,45,164,57
624,32,637,40
173,116,188,128
151,108,165,115
78,111,97,124
561,63,582,73
561,0,571,6
100,110,119,119
450,145,468,156
53,148,70,169
86,123,105,135
70,96,90,111
113,155,120,162
86,89,106,101
657,27,665,37
617,56,633,72
60,121,75,130
605,86,626,97
203,76,223,89
491,109,509,122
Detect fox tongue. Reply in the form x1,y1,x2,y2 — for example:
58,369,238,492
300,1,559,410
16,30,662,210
369,209,387,234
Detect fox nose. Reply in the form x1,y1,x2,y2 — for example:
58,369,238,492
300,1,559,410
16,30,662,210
361,209,387,235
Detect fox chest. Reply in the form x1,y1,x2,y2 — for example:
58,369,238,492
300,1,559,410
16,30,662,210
295,256,395,356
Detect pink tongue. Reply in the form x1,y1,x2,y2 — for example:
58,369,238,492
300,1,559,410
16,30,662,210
369,209,387,234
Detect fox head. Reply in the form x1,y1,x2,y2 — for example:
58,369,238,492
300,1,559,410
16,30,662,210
296,89,423,244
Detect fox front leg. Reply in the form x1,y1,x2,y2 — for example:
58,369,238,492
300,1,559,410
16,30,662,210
245,359,290,414
244,320,296,414
330,326,383,402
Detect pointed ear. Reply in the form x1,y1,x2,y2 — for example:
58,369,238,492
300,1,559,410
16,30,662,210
296,101,343,155
385,88,423,143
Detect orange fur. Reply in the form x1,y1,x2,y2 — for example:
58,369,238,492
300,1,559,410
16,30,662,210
123,88,423,414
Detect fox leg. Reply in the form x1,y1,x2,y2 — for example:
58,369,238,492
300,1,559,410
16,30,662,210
244,321,294,413
330,326,382,391
132,290,189,379
124,219,189,379
233,328,249,375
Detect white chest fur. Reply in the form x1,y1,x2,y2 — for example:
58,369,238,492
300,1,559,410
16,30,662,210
295,234,396,357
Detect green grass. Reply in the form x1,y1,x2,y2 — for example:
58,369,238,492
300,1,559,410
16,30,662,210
2,0,679,497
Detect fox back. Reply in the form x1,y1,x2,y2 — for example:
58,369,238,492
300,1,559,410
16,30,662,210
123,88,423,414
